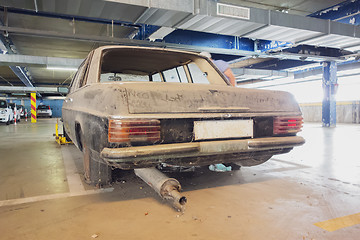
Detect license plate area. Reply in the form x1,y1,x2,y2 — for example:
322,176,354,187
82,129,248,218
194,119,253,140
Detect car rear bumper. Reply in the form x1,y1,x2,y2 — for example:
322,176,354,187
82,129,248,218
100,136,305,169
37,113,52,117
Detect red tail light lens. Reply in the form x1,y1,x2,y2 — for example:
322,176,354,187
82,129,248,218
273,116,303,135
108,119,161,144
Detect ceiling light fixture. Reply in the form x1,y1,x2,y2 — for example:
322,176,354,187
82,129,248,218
47,66,78,71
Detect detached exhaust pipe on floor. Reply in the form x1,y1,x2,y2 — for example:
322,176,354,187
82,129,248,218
134,167,187,211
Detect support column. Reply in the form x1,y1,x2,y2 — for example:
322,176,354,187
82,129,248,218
322,61,338,127
31,92,36,123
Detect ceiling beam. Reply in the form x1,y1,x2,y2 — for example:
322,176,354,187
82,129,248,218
0,86,61,94
0,54,83,68
294,61,360,79
233,68,294,82
0,25,351,63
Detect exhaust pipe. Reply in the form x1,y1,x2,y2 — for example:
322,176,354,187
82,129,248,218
134,167,187,210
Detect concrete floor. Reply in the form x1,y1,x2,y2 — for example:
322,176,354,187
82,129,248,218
0,119,359,239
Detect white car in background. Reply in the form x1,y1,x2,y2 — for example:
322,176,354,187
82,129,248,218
0,100,14,125
17,105,26,118
9,103,21,122
37,105,53,118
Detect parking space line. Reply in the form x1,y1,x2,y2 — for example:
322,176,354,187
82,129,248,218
0,188,114,207
314,212,360,232
60,145,86,193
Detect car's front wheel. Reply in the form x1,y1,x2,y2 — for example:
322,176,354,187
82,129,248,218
6,116,10,125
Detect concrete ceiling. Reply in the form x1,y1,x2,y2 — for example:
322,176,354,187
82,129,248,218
0,0,358,96
222,0,345,16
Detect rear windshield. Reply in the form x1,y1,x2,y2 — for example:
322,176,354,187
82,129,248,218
38,105,49,110
99,48,226,85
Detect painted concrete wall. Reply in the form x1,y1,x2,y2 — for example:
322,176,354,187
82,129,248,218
12,99,64,118
300,101,360,123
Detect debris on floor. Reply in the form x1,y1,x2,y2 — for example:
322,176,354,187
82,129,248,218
208,164,232,172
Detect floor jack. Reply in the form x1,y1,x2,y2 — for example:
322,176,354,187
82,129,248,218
54,119,73,145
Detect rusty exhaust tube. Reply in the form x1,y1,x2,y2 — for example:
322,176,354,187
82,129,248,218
134,167,187,210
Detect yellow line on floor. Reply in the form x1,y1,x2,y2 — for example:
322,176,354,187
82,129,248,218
314,212,360,232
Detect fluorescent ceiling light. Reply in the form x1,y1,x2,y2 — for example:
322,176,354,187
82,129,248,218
47,66,78,71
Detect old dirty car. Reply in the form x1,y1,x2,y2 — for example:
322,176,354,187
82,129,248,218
62,46,305,185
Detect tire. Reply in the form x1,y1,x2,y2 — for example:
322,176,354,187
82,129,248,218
226,163,241,170
239,155,273,167
83,145,112,186
6,116,10,125
63,126,71,141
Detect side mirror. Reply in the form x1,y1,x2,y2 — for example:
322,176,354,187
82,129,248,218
58,87,69,94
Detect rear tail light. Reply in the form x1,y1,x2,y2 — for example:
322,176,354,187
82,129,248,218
273,116,303,135
108,119,161,144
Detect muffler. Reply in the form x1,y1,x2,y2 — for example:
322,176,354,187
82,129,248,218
134,167,187,210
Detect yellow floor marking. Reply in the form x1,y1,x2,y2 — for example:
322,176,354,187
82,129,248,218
314,212,360,232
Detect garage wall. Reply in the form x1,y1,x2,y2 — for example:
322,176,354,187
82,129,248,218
12,99,64,118
300,101,360,123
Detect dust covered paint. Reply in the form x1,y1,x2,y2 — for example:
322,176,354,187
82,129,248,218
62,45,305,185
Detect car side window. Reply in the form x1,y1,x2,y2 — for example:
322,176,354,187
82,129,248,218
68,53,94,93
68,69,82,93
188,63,210,84
151,73,162,82
78,52,93,87
162,66,188,83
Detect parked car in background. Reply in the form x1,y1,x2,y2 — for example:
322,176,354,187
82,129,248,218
17,105,26,118
9,103,20,122
37,105,52,118
0,100,14,125
62,45,305,185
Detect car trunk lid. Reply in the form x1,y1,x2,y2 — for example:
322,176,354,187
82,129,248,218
124,83,300,114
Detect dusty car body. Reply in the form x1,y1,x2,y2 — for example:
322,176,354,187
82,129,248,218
62,45,304,185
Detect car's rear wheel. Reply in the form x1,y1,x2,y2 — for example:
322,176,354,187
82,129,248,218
239,155,273,167
78,127,111,186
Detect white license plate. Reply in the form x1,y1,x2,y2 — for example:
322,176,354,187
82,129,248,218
194,119,253,140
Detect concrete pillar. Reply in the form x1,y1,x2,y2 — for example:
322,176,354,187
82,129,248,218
31,92,36,123
322,61,338,127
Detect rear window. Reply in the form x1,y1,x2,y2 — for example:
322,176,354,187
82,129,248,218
100,64,210,84
99,48,216,84
38,105,49,110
